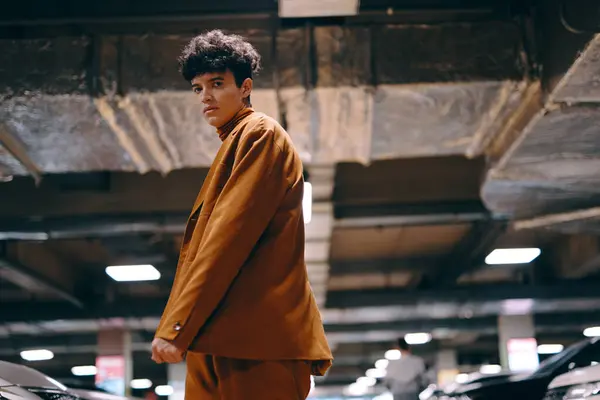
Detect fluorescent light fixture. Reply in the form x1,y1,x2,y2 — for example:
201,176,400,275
537,344,564,355
155,385,173,396
131,379,153,389
366,368,387,379
303,182,312,224
71,365,97,376
485,248,541,265
501,299,534,315
385,349,401,360
279,0,359,18
345,382,368,396
584,326,600,337
375,359,389,370
20,349,54,361
105,264,160,282
357,376,377,387
405,332,432,345
455,373,469,384
479,364,502,375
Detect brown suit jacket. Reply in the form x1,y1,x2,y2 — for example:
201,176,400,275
155,107,333,375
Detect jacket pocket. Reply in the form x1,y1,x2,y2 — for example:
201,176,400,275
180,214,210,264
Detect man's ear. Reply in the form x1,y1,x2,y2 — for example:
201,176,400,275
241,78,253,99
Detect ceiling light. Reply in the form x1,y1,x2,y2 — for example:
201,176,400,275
584,326,600,337
385,349,401,360
71,365,97,376
375,359,389,370
303,182,312,224
479,364,502,375
366,368,386,379
357,376,377,387
537,344,564,355
20,349,54,361
345,382,368,396
455,373,469,384
131,379,153,390
105,264,161,282
155,385,173,396
485,248,541,265
405,332,432,345
279,0,359,18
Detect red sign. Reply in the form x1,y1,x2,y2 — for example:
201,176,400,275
96,355,125,395
507,338,539,372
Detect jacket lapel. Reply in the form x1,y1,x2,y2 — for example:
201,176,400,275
189,139,229,217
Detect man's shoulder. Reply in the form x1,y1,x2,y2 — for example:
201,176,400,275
240,112,290,148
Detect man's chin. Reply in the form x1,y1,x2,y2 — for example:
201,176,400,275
203,115,221,127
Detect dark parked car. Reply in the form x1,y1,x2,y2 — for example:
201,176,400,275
0,360,79,400
420,371,515,400
446,337,600,400
0,360,139,400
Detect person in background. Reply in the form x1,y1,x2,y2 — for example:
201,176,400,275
384,338,428,400
149,29,333,399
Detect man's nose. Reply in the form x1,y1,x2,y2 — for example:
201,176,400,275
200,89,212,103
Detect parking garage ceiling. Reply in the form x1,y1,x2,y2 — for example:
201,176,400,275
2,0,600,392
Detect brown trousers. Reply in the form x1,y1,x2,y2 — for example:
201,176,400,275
185,352,312,399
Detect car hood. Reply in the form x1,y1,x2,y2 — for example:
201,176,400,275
444,372,519,394
549,364,600,390
453,373,540,394
0,360,68,390
0,384,45,399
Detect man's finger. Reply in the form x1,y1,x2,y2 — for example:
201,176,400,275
164,352,181,364
152,354,164,364
151,349,164,364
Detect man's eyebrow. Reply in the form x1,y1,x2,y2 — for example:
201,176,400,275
192,76,224,87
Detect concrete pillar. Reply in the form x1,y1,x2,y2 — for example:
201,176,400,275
436,349,458,386
96,329,133,396
304,165,334,307
498,314,538,372
167,362,186,400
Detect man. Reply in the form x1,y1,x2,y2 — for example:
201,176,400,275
384,338,428,400
150,29,333,399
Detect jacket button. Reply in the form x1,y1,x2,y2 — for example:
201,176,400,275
173,322,182,331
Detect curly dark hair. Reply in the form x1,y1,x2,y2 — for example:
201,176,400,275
179,29,262,87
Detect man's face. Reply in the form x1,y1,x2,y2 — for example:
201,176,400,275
191,70,252,128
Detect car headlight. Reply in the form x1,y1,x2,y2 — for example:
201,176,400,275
564,382,600,399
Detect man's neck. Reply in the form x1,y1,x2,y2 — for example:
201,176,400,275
216,106,254,141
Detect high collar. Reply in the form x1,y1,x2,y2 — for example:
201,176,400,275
216,107,254,141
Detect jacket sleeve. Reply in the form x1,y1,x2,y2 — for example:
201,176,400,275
156,127,289,350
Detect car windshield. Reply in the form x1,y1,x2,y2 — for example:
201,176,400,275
533,340,590,376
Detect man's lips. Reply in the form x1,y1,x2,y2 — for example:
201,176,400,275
204,106,218,114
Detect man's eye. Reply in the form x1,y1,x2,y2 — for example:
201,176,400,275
213,81,223,87
193,87,202,94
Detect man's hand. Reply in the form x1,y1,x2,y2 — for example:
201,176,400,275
151,338,184,364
